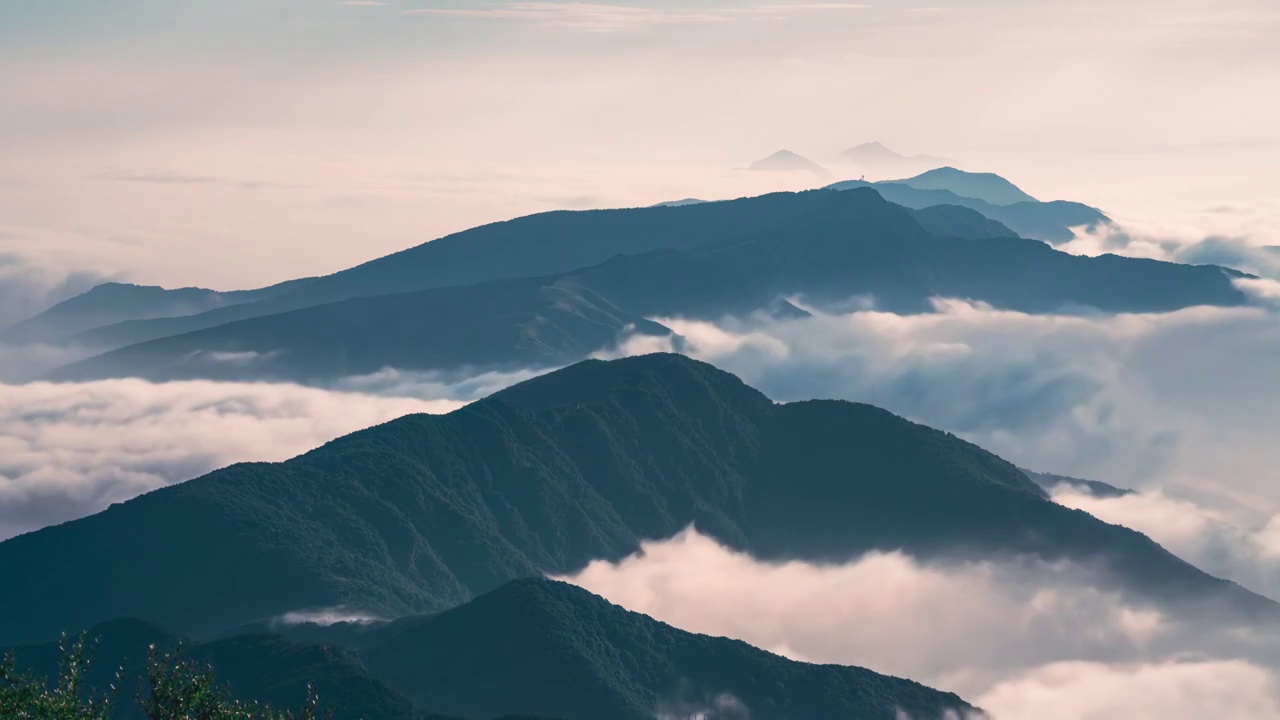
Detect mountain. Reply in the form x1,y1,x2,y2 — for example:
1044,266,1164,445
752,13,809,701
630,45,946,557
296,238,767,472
838,141,950,177
4,354,1272,647
746,150,829,177
893,166,1039,205
5,618,415,720
360,578,977,720
826,175,1109,243
51,189,1247,383
5,580,977,720
1,278,314,345
66,190,896,352
908,204,1018,240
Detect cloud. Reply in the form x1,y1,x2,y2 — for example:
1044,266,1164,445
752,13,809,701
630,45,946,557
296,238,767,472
403,3,728,31
604,299,1280,505
0,252,111,327
0,378,462,540
1052,485,1280,603
403,2,870,32
276,608,382,626
563,528,1280,719
563,529,1172,693
1059,222,1280,280
98,171,302,191
977,660,1280,720
1237,277,1280,306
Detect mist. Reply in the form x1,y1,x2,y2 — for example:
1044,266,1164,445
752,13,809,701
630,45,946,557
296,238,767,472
603,297,1280,508
0,378,459,540
562,528,1280,720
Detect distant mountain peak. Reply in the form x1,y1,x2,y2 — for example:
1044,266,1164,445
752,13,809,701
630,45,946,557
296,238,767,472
747,150,829,177
895,166,1038,205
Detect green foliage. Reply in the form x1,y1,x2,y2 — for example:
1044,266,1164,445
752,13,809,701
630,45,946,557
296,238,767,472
0,634,119,720
0,638,332,720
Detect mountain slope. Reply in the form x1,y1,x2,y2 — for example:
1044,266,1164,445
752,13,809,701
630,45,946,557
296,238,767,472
52,189,1247,383
2,354,1270,646
361,578,976,720
894,166,1038,205
2,278,314,344
906,204,1018,239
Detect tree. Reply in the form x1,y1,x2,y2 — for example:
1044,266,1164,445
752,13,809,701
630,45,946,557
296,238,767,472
0,635,331,720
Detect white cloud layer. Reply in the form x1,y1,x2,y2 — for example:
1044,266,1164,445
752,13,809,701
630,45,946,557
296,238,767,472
606,299,1280,507
0,378,463,540
563,528,1280,720
1052,485,1280,604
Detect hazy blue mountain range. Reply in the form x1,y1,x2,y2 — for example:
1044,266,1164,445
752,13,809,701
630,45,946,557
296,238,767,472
61,190,923,352
0,278,314,344
49,190,1247,383
827,168,1109,242
4,579,976,720
4,354,1271,649
13,168,1107,356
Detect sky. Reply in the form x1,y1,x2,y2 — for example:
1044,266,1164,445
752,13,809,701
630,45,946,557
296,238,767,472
1,0,1277,295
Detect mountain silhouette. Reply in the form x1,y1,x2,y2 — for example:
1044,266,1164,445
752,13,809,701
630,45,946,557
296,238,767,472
4,354,1271,648
51,189,1247,383
66,191,894,352
360,578,976,720
894,166,1039,205
1,278,314,345
747,150,829,177
827,173,1108,243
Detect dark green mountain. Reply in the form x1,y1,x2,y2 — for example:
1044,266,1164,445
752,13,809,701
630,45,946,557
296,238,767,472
893,166,1038,205
360,578,976,720
7,579,977,720
2,278,314,344
5,618,415,720
3,354,1271,647
826,177,1108,242
52,189,1245,383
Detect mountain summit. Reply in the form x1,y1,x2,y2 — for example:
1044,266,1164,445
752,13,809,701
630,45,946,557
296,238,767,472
894,166,1039,205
